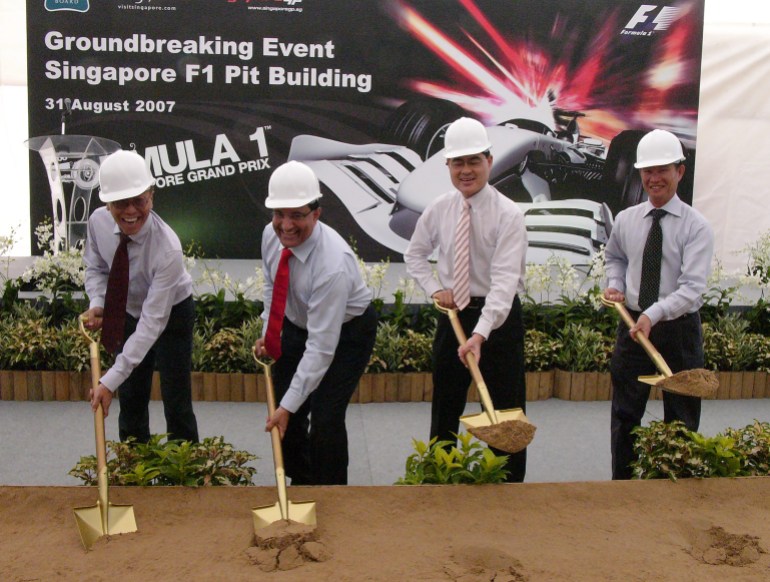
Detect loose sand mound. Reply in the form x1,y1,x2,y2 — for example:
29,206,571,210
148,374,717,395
2,478,770,581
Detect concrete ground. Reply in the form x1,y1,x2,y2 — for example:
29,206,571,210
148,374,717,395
1,398,768,486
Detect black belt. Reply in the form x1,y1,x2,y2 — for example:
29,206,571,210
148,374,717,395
626,308,698,323
465,297,486,310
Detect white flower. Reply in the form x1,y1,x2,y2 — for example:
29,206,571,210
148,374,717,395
21,220,85,296
0,224,20,283
357,256,390,300
525,262,552,301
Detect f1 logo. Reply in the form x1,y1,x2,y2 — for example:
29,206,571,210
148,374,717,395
624,5,682,31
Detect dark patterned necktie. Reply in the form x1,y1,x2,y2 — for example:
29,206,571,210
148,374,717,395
102,233,131,353
638,209,666,311
264,247,293,360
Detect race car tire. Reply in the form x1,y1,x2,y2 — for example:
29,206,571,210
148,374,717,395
602,129,646,214
380,98,468,160
677,147,696,207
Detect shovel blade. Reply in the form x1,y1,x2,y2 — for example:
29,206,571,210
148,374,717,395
73,502,137,549
460,408,536,454
638,374,666,386
460,407,529,430
252,500,317,531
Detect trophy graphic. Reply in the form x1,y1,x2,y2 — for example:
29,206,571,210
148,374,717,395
25,99,121,252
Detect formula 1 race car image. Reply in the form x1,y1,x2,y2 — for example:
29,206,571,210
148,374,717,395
288,98,694,265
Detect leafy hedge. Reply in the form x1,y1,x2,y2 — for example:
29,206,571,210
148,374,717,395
69,434,257,486
3,297,770,374
396,433,510,485
631,420,770,480
4,224,770,374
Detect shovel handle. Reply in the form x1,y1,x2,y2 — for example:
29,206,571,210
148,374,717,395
252,352,278,414
79,316,110,517
600,297,673,378
434,300,498,424
253,350,290,520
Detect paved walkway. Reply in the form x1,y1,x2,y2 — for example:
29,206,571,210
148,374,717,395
2,398,768,487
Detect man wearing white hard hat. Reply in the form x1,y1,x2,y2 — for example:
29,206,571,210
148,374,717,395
603,129,714,479
82,149,199,443
405,117,528,482
253,161,376,485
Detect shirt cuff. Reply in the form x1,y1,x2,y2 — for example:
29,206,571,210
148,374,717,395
99,368,123,392
279,389,304,414
424,282,442,299
473,318,492,341
643,304,664,327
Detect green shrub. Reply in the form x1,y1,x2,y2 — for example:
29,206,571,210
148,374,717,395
368,321,433,373
395,433,509,485
555,322,613,372
373,288,437,335
69,434,257,486
194,289,263,331
524,329,561,371
50,317,92,372
723,420,770,475
631,420,770,481
702,315,770,371
0,304,59,370
192,317,263,373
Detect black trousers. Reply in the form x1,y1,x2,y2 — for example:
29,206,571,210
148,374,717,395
273,304,377,485
117,295,199,443
610,311,703,480
431,296,527,482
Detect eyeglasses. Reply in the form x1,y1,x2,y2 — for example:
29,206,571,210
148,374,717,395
448,154,488,169
110,191,152,211
272,209,315,222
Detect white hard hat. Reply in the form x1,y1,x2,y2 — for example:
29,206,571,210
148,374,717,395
98,150,155,203
265,161,322,209
443,117,491,159
634,129,685,169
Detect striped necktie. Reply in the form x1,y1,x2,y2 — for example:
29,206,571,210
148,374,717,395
453,199,471,311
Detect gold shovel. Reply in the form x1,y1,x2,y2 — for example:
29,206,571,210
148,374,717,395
74,316,137,550
252,352,316,531
601,297,718,398
434,301,535,454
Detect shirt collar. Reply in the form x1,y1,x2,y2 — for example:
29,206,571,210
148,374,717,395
287,221,321,264
457,183,492,209
644,194,682,218
111,211,154,243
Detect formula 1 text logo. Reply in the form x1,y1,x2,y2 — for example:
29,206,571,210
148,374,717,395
621,5,682,36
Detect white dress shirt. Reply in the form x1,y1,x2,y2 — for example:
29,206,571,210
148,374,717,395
404,184,527,339
604,194,714,325
261,221,372,413
84,207,192,391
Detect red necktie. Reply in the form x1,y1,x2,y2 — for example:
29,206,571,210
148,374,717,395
264,247,293,360
102,233,130,354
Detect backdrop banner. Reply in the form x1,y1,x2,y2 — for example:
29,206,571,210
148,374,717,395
26,0,705,264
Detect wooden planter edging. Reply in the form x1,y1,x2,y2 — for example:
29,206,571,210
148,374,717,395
1,370,768,402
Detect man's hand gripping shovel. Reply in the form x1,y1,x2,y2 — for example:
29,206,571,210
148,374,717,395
251,351,316,532
73,316,137,550
601,297,718,398
434,300,535,454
